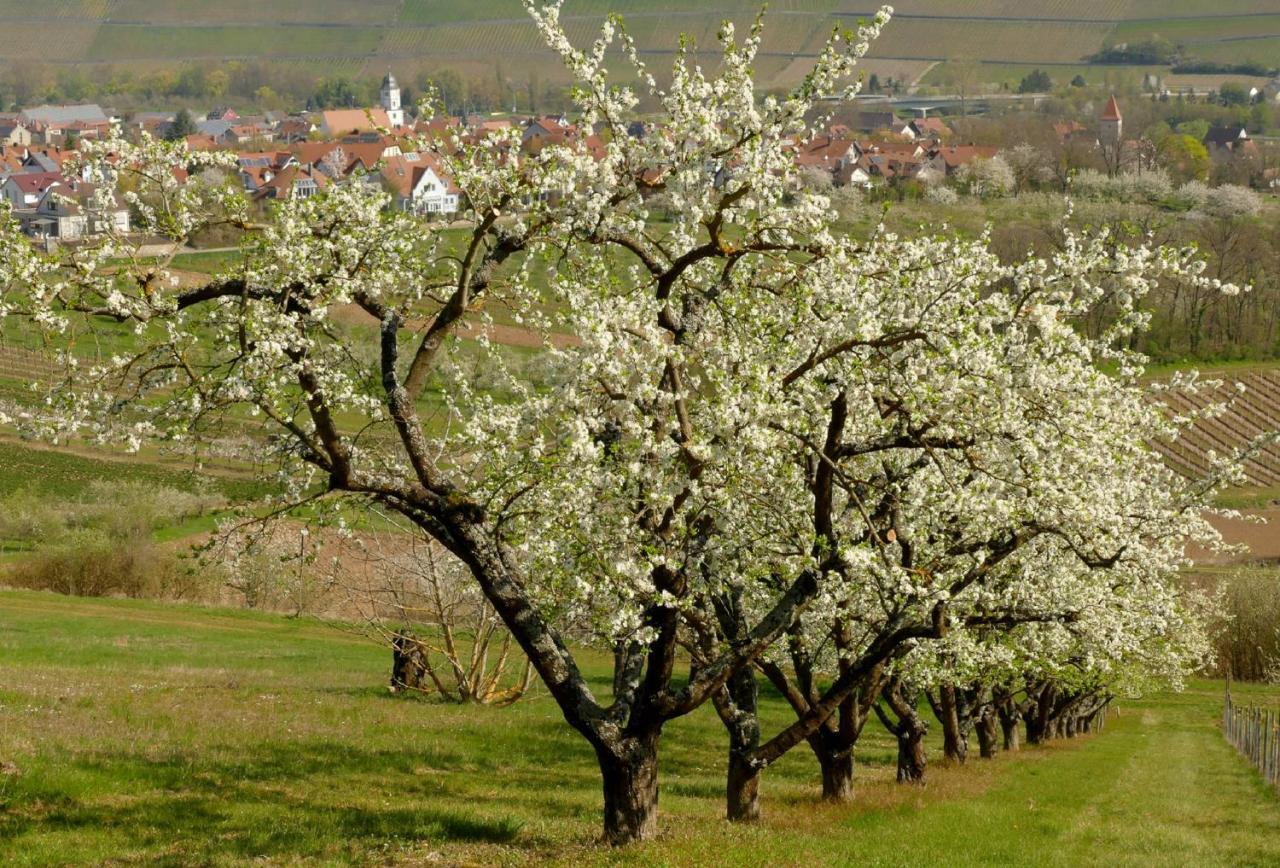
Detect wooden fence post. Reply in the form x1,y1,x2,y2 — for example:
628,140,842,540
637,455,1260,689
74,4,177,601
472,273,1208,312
1223,695,1280,791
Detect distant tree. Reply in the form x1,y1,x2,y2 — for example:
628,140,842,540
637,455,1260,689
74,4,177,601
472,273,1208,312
419,68,467,115
1018,69,1052,94
206,69,229,100
1071,74,1087,87
1092,35,1177,65
1004,143,1050,192
1143,120,1173,147
55,68,95,102
166,108,197,141
254,86,279,108
956,155,1015,197
1175,118,1210,141
1218,81,1250,107
1204,184,1263,220
867,72,881,93
1157,133,1210,182
311,76,360,109
172,65,208,99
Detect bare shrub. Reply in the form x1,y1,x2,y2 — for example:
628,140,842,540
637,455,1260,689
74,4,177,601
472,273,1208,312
210,520,323,615
329,527,534,705
7,528,186,598
1207,569,1280,682
0,483,224,600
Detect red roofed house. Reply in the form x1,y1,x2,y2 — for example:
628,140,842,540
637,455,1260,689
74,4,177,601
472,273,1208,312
184,134,221,152
794,134,869,186
924,145,1000,177
255,165,329,201
2,171,64,209
380,153,460,215
319,108,392,137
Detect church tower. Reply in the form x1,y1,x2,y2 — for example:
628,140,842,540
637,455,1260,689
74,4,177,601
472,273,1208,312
1099,94,1122,149
381,72,404,128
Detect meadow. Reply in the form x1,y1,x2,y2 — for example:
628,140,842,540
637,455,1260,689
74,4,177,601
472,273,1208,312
0,590,1277,866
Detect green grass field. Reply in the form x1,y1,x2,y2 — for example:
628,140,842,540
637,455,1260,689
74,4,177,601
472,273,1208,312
0,590,1277,865
0,0,1275,88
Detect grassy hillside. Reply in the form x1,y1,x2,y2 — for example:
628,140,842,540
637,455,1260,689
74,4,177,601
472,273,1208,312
0,590,1278,865
0,0,1275,91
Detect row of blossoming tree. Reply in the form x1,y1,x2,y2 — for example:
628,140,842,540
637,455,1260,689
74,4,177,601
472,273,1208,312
0,3,1255,845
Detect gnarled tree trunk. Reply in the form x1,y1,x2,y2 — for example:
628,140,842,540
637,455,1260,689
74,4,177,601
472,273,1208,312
596,731,661,845
813,734,855,802
877,676,928,784
993,691,1024,752
1024,682,1055,745
997,702,1021,751
976,705,1000,758
930,683,968,763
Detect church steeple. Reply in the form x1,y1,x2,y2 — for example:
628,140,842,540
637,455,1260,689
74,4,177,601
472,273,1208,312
380,71,404,128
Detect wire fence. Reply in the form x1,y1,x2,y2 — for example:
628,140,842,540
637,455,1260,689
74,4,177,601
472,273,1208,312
1223,685,1280,789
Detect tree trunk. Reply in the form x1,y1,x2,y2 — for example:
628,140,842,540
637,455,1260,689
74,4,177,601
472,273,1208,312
976,707,1000,759
936,683,968,764
896,717,928,783
879,678,928,784
818,748,855,801
726,750,761,822
1025,683,1054,745
596,732,661,845
999,708,1021,751
720,665,763,822
390,631,428,693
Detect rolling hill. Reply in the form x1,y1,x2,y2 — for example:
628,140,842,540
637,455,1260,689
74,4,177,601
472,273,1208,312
0,0,1276,92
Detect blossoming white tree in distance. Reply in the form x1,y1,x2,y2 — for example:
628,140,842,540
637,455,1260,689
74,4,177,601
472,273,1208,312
0,2,1248,844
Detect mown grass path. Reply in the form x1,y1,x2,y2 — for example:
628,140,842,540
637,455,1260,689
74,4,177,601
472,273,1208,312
0,590,1277,866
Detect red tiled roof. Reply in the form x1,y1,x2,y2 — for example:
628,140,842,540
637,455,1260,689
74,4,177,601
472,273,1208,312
5,171,63,194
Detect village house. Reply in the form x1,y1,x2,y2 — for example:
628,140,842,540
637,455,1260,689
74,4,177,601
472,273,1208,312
2,171,63,210
0,145,26,176
521,114,574,151
254,164,328,201
125,112,176,140
1203,125,1258,162
236,151,298,194
1053,120,1088,143
26,181,129,241
184,133,221,152
18,104,114,145
899,117,951,142
318,108,393,138
847,109,898,134
273,117,316,143
922,145,1001,177
794,134,870,187
379,153,460,215
0,120,33,147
